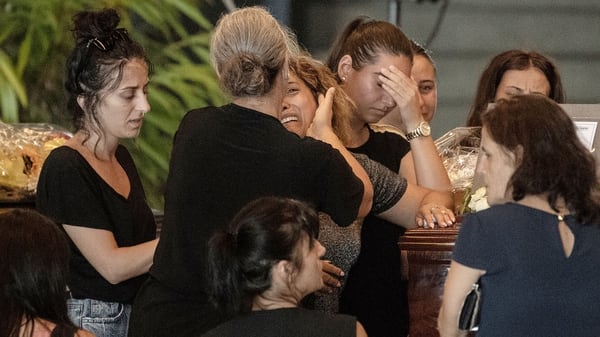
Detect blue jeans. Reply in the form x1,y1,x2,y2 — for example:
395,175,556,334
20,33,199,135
67,298,131,337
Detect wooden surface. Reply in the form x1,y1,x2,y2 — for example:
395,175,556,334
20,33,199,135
399,226,460,337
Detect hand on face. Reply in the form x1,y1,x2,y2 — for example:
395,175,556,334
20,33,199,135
378,65,424,128
306,87,335,141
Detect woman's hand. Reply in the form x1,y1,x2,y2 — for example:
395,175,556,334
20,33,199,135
320,260,344,292
306,87,336,141
416,202,456,228
378,65,423,129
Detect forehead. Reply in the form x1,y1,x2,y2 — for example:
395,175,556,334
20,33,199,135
412,55,435,78
481,127,499,150
360,53,412,76
499,68,550,88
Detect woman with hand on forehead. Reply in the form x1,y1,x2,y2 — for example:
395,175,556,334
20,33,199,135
324,17,453,337
280,54,454,313
378,39,438,129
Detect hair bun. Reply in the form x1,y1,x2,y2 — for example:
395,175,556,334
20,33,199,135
72,8,120,43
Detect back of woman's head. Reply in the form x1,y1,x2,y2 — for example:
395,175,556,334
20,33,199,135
481,95,600,223
326,17,412,78
0,209,75,337
289,55,354,145
65,8,149,133
211,6,297,98
207,196,319,315
467,49,565,127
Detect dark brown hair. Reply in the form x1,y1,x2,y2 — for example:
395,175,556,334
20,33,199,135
481,95,600,223
326,17,412,79
206,196,320,316
64,8,150,152
467,49,565,127
411,39,436,73
0,209,77,337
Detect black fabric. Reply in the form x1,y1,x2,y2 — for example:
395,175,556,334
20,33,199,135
129,104,364,337
341,126,412,337
36,145,156,304
201,307,356,337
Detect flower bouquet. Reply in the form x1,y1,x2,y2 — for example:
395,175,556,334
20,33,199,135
435,127,483,215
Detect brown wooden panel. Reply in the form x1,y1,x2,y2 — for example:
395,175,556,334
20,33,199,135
400,226,460,337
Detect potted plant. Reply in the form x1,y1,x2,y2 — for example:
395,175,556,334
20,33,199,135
0,0,227,209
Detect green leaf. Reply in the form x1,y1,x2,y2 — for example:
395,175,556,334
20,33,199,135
16,29,33,76
0,51,27,106
0,85,19,123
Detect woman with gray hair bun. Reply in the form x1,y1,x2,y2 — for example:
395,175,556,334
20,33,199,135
128,6,373,337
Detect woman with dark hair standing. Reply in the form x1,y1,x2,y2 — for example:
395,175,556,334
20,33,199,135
465,49,565,127
128,7,372,337
326,17,453,337
280,54,454,313
202,196,367,337
439,95,600,337
36,8,158,337
0,209,95,337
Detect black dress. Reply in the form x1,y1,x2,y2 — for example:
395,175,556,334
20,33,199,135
341,126,411,337
128,104,364,337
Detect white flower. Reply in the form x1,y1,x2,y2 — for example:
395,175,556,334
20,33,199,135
468,187,490,212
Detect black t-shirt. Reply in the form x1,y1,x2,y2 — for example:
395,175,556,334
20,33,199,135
36,145,156,303
201,307,356,337
341,126,412,337
151,103,364,296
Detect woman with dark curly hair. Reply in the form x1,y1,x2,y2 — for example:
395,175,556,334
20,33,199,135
36,8,158,337
439,95,600,337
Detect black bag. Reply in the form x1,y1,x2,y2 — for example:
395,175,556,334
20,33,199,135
458,282,481,330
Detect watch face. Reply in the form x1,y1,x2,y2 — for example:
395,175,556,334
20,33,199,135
421,122,431,136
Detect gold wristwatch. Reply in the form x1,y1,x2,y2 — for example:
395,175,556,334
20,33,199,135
406,121,431,141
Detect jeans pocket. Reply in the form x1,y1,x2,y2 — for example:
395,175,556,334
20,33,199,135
67,301,84,326
69,298,131,337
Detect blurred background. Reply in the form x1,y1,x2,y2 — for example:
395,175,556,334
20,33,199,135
1,0,599,209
